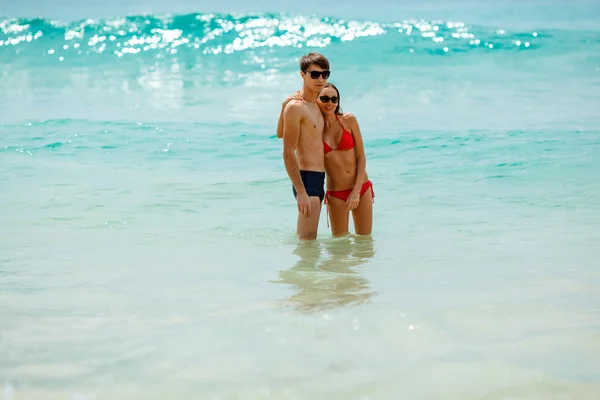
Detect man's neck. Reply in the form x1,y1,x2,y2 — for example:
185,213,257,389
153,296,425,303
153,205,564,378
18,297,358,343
300,87,319,103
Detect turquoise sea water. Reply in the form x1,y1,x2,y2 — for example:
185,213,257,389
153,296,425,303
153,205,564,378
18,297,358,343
2,1,600,398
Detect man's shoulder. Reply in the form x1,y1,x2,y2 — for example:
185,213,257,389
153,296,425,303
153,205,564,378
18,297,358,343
283,100,307,116
285,99,304,107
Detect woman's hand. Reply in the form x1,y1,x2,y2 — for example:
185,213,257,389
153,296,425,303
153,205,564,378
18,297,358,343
346,189,361,211
282,91,303,108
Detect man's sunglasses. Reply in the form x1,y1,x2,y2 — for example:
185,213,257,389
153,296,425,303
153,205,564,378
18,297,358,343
305,70,331,79
319,95,338,104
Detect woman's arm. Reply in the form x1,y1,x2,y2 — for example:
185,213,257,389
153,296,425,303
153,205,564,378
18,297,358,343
276,103,285,138
347,113,367,191
345,113,368,210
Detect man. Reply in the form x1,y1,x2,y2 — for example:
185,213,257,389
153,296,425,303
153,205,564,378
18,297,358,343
277,52,331,240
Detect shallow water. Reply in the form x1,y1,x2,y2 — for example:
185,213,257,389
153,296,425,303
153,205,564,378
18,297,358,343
2,0,600,398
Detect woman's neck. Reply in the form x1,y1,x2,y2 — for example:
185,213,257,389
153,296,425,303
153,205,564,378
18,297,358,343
324,113,338,128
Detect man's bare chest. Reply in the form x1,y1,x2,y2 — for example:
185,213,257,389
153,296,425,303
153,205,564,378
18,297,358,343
301,107,324,136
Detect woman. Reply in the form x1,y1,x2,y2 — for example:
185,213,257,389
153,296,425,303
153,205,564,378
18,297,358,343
317,83,374,236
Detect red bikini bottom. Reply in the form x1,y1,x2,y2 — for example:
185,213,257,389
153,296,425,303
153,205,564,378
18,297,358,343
323,180,375,227
324,180,375,204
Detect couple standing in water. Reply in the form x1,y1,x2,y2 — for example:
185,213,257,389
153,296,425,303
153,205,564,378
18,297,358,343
277,52,374,240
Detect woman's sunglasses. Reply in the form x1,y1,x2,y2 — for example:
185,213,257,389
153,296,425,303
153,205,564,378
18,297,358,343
319,95,339,104
305,70,331,79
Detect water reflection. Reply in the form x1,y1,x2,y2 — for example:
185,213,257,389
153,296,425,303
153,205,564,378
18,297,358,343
273,235,376,312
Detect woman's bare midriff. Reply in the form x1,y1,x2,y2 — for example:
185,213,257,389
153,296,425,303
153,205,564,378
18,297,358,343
325,151,368,191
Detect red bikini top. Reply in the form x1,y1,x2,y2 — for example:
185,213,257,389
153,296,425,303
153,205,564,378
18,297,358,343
323,115,355,155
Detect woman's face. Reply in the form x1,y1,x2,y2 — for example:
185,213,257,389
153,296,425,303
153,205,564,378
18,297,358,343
317,87,339,115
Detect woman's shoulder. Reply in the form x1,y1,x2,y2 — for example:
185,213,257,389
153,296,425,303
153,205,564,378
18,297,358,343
339,112,358,127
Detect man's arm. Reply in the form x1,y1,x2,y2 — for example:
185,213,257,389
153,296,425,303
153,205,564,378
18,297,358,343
276,91,302,139
282,102,306,195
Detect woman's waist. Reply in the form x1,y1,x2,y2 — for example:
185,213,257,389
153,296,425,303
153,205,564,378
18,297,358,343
326,171,370,191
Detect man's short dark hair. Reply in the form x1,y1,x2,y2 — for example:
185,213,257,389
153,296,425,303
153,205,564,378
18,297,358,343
299,52,330,72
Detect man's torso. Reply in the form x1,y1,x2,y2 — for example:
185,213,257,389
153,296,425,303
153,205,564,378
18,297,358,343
295,101,325,172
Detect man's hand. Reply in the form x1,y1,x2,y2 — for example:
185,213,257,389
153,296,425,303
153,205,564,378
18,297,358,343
297,192,311,217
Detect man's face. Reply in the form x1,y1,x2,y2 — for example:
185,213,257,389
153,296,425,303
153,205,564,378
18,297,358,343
301,65,330,92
